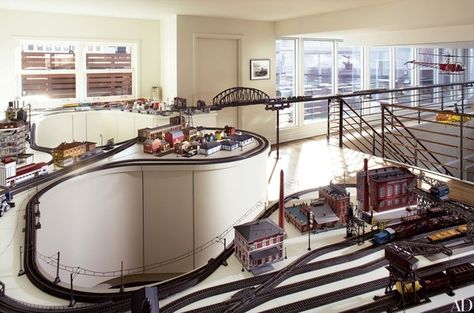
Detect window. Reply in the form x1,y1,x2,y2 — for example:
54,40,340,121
337,45,362,110
276,39,297,127
303,40,333,123
418,47,435,105
20,42,76,99
394,47,414,104
387,185,393,196
402,182,408,193
337,45,361,93
369,47,390,92
379,186,385,197
394,183,400,195
19,40,136,104
86,44,133,98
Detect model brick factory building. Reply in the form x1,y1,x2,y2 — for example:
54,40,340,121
357,164,417,212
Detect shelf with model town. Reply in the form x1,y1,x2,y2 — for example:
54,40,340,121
1,92,474,313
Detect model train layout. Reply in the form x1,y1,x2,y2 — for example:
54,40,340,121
0,95,472,313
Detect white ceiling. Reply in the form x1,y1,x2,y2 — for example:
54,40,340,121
0,0,396,21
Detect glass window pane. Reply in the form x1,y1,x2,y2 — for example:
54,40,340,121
303,40,333,123
22,74,76,99
337,46,361,93
87,73,132,97
394,47,413,104
369,47,390,90
21,44,75,70
276,39,297,127
417,48,435,105
86,45,131,70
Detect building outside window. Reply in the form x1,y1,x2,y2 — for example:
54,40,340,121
19,40,136,105
369,47,390,95
303,40,333,123
337,45,361,93
418,47,436,105
276,39,297,127
368,47,390,116
337,45,362,110
20,42,77,100
86,44,133,98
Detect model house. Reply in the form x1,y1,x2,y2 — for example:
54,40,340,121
234,218,285,271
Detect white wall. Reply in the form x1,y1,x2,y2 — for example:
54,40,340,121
176,15,278,142
160,16,178,101
275,0,474,46
0,9,160,111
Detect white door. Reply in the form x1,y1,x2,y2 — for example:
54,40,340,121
196,37,239,127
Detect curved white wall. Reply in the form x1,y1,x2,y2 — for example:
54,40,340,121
36,148,268,288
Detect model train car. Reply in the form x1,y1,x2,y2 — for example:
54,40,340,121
427,224,468,243
373,214,465,245
429,183,449,201
400,263,474,296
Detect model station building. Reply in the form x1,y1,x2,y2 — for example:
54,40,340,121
52,141,97,166
234,218,285,271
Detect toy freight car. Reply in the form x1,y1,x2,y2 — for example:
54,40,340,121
447,263,474,286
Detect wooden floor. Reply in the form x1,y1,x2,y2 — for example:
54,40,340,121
266,136,474,206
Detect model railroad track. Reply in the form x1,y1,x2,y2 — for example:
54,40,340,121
182,258,388,313
255,254,474,313
161,245,383,313
218,233,372,313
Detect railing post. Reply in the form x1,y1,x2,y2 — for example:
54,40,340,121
460,86,465,180
338,98,343,148
326,99,331,144
372,129,376,156
275,110,280,159
440,88,444,111
381,103,385,159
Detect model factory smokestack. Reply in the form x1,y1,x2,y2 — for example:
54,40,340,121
279,169,285,229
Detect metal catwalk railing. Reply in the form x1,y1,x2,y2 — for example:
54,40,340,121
327,81,474,180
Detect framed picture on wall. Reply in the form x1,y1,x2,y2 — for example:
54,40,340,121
250,59,270,80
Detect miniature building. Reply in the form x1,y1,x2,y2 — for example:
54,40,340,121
0,121,27,158
215,130,224,140
0,158,16,186
319,183,350,224
52,141,95,166
183,127,197,141
357,166,416,212
224,125,236,136
220,139,239,151
227,134,253,147
160,140,171,152
199,141,221,156
164,130,184,147
143,139,161,154
234,218,284,271
285,200,339,232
